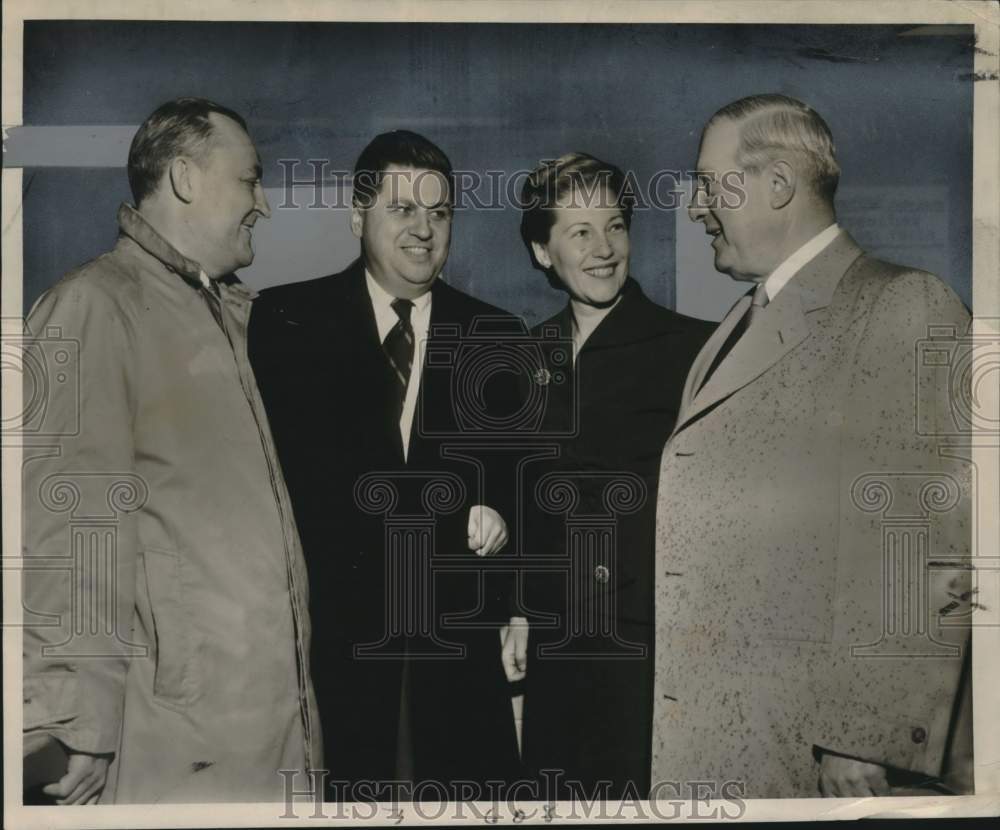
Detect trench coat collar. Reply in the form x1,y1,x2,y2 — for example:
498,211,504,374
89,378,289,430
117,203,258,301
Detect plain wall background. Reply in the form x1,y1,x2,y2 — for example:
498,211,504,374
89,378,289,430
19,22,975,322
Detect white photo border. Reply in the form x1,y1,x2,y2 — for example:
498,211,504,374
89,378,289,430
3,0,998,826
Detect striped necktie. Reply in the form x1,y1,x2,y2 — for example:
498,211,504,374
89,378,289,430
383,298,415,416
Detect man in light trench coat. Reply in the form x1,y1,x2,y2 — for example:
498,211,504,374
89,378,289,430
651,94,973,799
21,97,321,804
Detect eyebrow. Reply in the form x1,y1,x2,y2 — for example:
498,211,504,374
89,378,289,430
388,197,452,211
566,214,623,229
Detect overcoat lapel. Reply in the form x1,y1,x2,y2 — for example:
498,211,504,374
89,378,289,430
675,231,864,433
677,292,752,422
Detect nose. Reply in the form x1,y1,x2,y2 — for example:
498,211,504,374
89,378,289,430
409,210,432,240
688,198,707,223
592,232,613,259
255,183,272,219
688,179,709,223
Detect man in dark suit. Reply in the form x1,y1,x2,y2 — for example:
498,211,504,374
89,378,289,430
249,131,521,799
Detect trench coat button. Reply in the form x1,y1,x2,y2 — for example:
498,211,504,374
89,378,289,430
594,565,610,584
911,727,927,744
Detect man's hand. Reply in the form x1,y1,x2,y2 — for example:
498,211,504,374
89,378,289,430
818,752,890,797
43,751,110,805
500,616,529,682
467,505,508,556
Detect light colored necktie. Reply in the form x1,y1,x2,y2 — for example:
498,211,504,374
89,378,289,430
747,282,769,327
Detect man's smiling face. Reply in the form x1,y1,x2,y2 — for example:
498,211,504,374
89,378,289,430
688,118,776,282
352,164,453,299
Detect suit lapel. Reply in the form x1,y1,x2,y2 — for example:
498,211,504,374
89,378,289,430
339,262,384,355
408,279,455,463
675,230,864,433
341,262,407,463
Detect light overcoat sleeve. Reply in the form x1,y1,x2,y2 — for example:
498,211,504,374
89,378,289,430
22,265,139,756
808,267,973,774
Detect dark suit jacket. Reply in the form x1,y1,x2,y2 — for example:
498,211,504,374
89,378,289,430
249,260,520,794
520,277,713,797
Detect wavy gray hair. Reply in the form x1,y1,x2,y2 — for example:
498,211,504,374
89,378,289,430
707,93,840,202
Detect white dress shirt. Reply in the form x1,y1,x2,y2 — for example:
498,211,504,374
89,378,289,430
365,270,432,460
762,223,841,301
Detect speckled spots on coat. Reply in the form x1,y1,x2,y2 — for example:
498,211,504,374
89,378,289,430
650,242,971,797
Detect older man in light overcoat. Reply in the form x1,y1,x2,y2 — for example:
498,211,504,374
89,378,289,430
651,94,973,799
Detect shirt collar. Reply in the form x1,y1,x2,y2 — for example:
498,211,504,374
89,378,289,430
762,223,841,302
117,203,257,300
364,268,432,341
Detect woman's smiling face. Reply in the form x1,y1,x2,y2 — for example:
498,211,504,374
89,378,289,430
531,188,630,307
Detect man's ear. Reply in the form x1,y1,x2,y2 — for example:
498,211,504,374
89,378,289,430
350,206,364,240
168,157,197,204
769,159,796,210
531,240,552,270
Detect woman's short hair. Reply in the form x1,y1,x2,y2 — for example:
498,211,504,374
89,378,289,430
519,152,634,278
127,97,248,206
707,93,840,203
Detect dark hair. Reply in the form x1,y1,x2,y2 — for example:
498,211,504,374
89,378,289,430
352,130,454,208
519,152,635,279
127,97,249,206
707,93,840,203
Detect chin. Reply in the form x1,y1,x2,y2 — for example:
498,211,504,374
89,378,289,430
714,256,735,277
406,267,438,284
579,290,619,307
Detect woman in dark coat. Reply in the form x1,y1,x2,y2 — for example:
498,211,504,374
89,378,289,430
517,153,713,799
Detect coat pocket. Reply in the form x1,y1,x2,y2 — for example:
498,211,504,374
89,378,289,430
23,672,78,730
140,548,197,705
